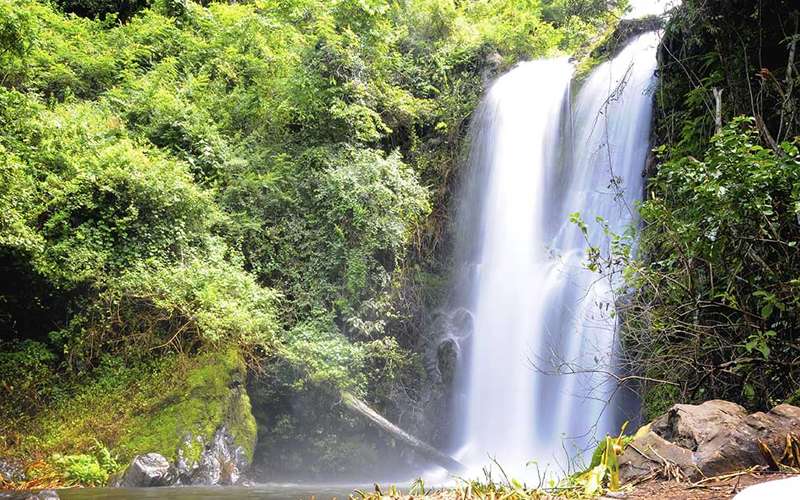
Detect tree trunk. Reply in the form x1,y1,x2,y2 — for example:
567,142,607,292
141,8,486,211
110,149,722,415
712,87,723,134
340,391,466,475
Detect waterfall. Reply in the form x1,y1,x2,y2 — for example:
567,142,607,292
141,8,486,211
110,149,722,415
452,32,660,477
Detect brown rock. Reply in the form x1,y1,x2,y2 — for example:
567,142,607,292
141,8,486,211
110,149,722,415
619,400,800,482
619,431,695,483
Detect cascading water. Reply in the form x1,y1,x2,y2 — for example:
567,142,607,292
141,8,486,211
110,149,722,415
452,32,660,477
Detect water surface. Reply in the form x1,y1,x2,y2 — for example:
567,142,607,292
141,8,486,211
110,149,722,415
4,484,370,500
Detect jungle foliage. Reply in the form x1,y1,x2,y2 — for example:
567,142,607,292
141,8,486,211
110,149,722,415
0,0,623,481
589,0,800,419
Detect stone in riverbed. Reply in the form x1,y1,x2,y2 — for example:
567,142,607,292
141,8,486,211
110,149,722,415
117,453,176,487
187,426,249,486
0,457,25,483
115,426,251,488
619,400,800,482
24,490,60,500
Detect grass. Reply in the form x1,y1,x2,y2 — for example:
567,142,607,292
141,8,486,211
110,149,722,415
355,424,642,500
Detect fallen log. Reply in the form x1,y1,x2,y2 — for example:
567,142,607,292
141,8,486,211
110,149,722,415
340,391,466,475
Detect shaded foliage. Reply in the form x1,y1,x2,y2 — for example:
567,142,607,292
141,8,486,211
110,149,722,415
623,119,800,416
600,0,800,418
654,0,800,156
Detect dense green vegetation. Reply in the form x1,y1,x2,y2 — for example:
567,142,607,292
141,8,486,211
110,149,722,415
599,0,800,419
5,0,796,489
0,0,624,485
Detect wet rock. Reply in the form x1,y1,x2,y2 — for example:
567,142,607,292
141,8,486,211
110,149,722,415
122,421,254,487
117,453,176,487
436,338,459,387
592,16,667,60
24,490,60,500
619,400,800,482
174,443,194,484
0,458,24,483
481,51,504,85
186,426,249,486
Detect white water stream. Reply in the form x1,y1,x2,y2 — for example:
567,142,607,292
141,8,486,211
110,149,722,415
453,32,660,478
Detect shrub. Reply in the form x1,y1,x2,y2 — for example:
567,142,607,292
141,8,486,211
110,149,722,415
0,340,56,415
611,118,800,411
64,245,280,365
0,100,220,288
51,441,119,486
55,0,150,22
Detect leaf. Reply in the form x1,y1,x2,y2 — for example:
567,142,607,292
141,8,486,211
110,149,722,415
583,465,606,496
759,441,780,470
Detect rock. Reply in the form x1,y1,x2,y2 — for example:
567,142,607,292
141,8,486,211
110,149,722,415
619,430,694,483
111,349,256,486
481,51,504,85
592,16,667,60
186,426,249,486
116,424,252,488
619,400,800,482
24,490,60,500
117,453,176,487
0,458,25,483
174,441,194,484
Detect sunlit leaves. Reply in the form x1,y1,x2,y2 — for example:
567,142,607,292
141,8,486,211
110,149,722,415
631,117,800,409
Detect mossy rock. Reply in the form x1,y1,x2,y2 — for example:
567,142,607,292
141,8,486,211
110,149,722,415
573,15,666,82
117,348,257,465
592,16,666,60
3,348,257,486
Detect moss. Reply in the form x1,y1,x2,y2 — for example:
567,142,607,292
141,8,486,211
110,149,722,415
784,390,800,407
4,348,256,475
573,54,604,83
570,19,618,83
573,15,666,83
227,386,258,461
118,347,256,464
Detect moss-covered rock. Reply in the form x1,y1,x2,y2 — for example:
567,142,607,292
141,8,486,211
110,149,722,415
592,16,666,60
118,348,256,466
2,348,257,486
573,15,666,82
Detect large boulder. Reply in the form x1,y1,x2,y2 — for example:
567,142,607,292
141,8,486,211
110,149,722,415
117,453,176,487
619,400,800,482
